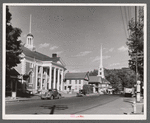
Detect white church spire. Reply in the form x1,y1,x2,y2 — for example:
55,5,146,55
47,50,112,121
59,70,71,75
98,44,104,78
29,14,32,33
25,14,34,51
100,44,103,68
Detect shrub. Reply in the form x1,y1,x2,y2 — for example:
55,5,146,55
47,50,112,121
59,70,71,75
83,84,93,94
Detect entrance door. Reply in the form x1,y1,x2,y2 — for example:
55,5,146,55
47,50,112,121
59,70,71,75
96,87,98,92
68,86,71,91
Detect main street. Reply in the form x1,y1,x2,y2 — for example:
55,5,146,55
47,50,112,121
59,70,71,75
5,95,121,114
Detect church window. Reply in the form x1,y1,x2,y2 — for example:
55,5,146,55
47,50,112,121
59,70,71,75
30,38,31,44
30,63,33,68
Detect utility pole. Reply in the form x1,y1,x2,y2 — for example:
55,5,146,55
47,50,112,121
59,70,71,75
131,6,143,103
131,53,143,80
130,6,144,114
131,52,143,103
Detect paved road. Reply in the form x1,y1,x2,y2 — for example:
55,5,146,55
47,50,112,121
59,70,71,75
6,95,121,114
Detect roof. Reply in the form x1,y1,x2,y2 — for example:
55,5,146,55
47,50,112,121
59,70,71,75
65,72,89,80
27,33,34,37
89,76,102,83
101,78,110,84
89,76,110,84
21,46,60,62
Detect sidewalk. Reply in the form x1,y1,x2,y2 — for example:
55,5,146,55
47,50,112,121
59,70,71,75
5,92,76,102
5,92,99,102
5,95,41,102
79,97,144,114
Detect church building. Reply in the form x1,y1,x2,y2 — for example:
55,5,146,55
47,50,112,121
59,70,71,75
88,45,112,94
15,15,66,94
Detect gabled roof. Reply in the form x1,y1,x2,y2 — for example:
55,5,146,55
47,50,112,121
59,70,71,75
89,76,110,84
101,78,110,84
89,76,102,83
21,46,60,62
65,72,89,81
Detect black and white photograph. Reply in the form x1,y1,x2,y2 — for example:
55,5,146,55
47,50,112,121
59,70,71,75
3,3,147,120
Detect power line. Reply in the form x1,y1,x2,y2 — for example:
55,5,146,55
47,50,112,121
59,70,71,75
124,6,130,37
128,6,131,20
124,7,129,25
120,6,128,38
128,6,132,37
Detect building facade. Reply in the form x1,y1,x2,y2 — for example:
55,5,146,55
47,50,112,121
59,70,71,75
88,45,113,94
88,76,111,94
17,48,66,94
64,72,89,93
14,16,66,94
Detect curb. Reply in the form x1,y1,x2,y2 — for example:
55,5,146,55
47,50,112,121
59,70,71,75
6,98,40,102
5,93,99,102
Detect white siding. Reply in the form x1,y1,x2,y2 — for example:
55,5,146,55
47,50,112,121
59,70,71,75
63,79,89,93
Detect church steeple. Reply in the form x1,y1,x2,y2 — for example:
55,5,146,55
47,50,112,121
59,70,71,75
98,44,104,78
25,14,34,51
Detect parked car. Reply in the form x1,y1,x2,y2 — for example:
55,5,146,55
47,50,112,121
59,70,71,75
76,89,86,97
124,87,135,97
41,89,61,100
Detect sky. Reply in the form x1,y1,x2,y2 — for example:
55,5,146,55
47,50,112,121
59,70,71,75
8,4,139,73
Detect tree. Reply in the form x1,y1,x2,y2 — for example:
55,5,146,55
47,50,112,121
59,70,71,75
6,6,22,85
83,84,93,94
126,7,144,81
89,69,98,76
88,68,136,91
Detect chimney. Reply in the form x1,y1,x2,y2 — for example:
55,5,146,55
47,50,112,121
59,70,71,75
52,53,57,58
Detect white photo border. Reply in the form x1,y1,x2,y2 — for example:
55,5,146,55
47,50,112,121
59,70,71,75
2,3,147,120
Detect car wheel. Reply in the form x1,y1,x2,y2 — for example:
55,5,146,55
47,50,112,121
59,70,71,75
58,94,61,99
41,97,44,100
50,95,54,100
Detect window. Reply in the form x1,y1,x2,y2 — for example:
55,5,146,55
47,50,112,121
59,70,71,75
79,80,81,84
79,86,81,90
64,86,66,90
75,86,77,90
75,80,77,84
30,63,33,68
69,80,71,84
38,66,40,73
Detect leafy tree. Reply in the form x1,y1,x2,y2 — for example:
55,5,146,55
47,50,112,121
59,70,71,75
89,69,98,76
126,7,144,81
6,6,22,83
83,84,93,94
89,68,136,92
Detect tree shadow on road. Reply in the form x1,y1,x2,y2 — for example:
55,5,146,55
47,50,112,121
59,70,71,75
37,105,68,114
